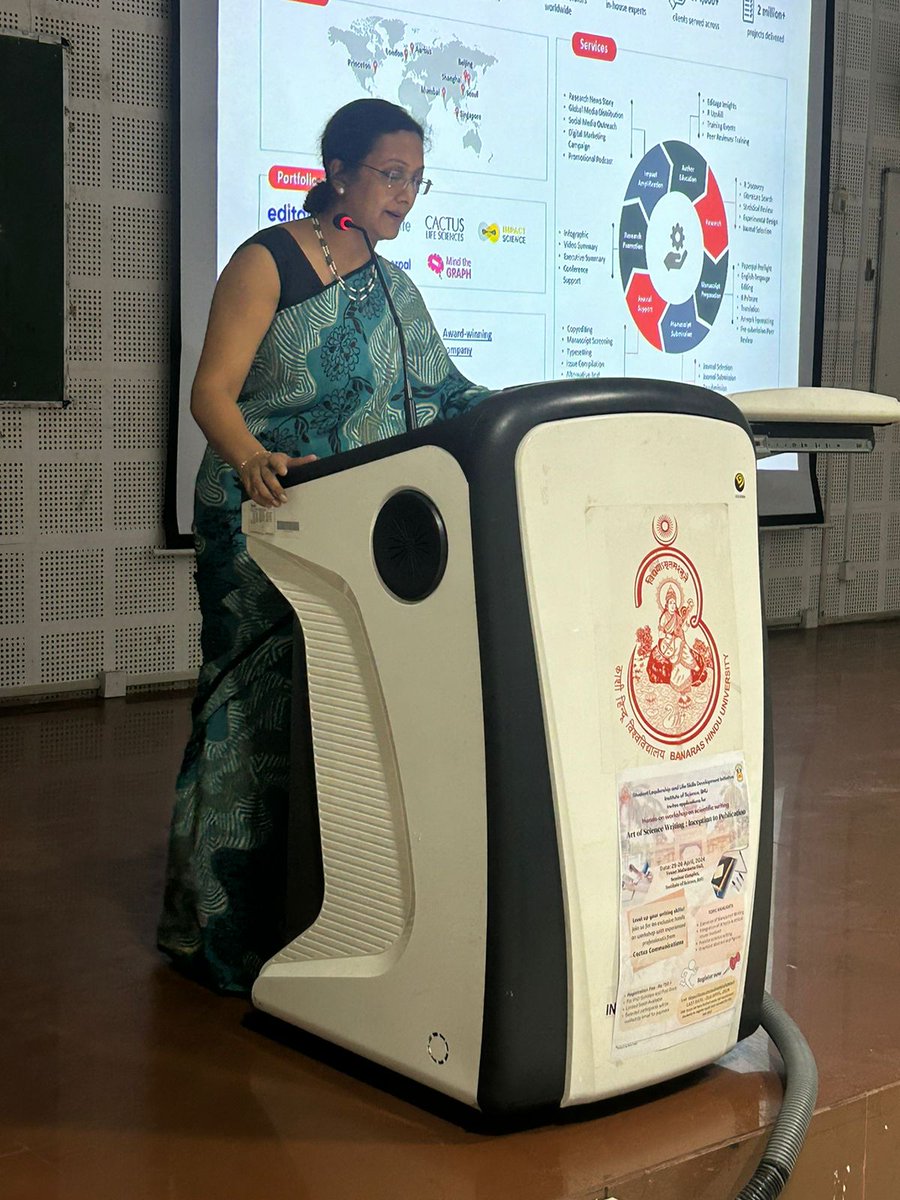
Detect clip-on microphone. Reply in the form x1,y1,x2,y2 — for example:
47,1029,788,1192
334,213,417,434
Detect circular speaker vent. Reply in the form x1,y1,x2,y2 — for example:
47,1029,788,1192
372,489,448,602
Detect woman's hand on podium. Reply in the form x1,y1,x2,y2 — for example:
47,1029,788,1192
240,452,317,508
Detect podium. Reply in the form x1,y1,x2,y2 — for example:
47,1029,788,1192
243,379,772,1115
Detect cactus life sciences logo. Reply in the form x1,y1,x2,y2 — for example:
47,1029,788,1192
425,214,470,277
425,214,465,242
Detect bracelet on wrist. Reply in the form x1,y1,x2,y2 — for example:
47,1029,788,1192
238,448,269,473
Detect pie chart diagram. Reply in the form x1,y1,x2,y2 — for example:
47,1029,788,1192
619,140,729,353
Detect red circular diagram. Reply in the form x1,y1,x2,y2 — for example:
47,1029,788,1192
619,140,729,353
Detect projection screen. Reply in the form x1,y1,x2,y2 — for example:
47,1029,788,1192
167,0,833,544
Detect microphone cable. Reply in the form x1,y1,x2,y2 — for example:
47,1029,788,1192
333,212,417,434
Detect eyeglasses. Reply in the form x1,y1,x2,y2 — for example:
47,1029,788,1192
353,162,432,195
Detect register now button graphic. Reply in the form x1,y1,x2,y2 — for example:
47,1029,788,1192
571,32,618,61
268,166,326,191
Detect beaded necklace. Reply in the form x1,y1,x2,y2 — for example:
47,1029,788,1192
311,215,377,303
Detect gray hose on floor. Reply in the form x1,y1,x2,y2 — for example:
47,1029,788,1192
734,991,818,1200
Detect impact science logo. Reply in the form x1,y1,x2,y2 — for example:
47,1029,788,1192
479,221,527,244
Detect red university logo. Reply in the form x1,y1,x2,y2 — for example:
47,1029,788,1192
626,515,721,746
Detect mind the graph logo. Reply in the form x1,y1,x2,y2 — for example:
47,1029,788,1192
625,515,722,746
619,140,729,353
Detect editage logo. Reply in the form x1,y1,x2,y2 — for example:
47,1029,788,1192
265,165,327,224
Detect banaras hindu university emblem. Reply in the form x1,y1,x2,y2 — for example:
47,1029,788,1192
614,515,729,755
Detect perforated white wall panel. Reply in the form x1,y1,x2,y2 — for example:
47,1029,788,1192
0,0,197,700
1,1,899,700
763,0,900,627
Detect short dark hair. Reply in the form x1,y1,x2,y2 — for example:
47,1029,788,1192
304,99,425,215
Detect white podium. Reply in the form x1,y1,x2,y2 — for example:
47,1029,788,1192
243,379,780,1115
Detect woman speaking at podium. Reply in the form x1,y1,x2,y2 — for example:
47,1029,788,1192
158,99,490,994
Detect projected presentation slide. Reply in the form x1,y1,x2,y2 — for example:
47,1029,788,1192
217,0,815,395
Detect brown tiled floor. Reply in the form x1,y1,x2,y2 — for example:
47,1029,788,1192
1,622,899,1199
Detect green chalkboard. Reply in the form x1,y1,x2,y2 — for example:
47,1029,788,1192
0,33,66,404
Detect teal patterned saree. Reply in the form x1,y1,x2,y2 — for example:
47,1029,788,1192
158,259,489,993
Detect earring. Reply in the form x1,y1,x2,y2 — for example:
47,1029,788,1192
336,184,345,195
